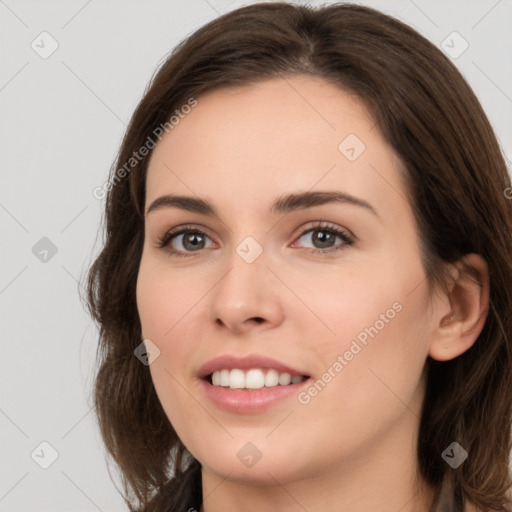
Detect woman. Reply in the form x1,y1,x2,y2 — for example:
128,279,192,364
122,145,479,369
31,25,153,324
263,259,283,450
84,2,512,511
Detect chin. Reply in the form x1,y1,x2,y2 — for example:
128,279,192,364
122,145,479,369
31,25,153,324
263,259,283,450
189,436,312,484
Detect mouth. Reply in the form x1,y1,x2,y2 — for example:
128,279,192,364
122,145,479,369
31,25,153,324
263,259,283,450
197,354,312,411
205,368,310,390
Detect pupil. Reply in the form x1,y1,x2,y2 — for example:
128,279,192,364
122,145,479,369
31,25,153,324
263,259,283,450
184,233,203,250
314,230,333,248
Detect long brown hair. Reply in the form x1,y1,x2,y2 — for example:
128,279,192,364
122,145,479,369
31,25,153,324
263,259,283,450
83,3,512,511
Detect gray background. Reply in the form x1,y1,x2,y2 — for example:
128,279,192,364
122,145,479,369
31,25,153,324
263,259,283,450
1,0,511,510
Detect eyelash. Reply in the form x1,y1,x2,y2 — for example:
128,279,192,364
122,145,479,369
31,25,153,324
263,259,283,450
156,222,354,258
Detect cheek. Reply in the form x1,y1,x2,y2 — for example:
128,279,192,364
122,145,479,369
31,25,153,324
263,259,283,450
136,261,208,450
320,291,431,433
297,243,431,408
285,254,418,359
136,254,211,418
136,253,205,339
289,287,430,469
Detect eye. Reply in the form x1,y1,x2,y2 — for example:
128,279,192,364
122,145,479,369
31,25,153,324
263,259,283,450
156,224,214,258
292,221,354,254
156,221,354,258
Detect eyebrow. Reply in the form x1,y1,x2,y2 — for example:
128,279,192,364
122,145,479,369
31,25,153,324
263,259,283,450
145,191,379,219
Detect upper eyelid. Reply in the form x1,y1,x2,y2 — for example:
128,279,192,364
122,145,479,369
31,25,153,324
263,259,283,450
167,221,348,236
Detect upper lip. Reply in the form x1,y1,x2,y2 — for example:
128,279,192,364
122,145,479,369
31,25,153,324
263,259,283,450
198,354,309,379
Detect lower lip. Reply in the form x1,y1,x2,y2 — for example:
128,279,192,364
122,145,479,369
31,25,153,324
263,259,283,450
200,378,311,413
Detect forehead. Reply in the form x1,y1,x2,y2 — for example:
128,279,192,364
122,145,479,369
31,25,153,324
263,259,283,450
145,75,407,219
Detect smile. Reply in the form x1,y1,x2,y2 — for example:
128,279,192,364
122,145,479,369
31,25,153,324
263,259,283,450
210,368,308,389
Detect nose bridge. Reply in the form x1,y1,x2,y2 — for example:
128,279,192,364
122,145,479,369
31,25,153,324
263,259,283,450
208,233,282,331
217,234,268,307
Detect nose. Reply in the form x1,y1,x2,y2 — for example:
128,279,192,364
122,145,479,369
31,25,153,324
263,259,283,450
208,244,284,335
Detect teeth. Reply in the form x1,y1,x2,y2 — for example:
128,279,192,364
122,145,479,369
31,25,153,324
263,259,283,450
246,369,265,389
229,369,245,389
219,369,230,387
278,372,291,385
264,369,279,387
210,368,307,389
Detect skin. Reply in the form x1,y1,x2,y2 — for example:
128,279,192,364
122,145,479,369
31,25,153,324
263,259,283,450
136,75,488,512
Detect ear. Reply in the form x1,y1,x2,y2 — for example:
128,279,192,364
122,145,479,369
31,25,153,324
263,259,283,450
428,253,490,361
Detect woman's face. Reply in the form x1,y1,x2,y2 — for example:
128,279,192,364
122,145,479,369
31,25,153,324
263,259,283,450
136,75,445,485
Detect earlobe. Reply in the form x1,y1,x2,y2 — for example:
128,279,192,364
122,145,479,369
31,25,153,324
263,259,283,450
428,254,490,362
